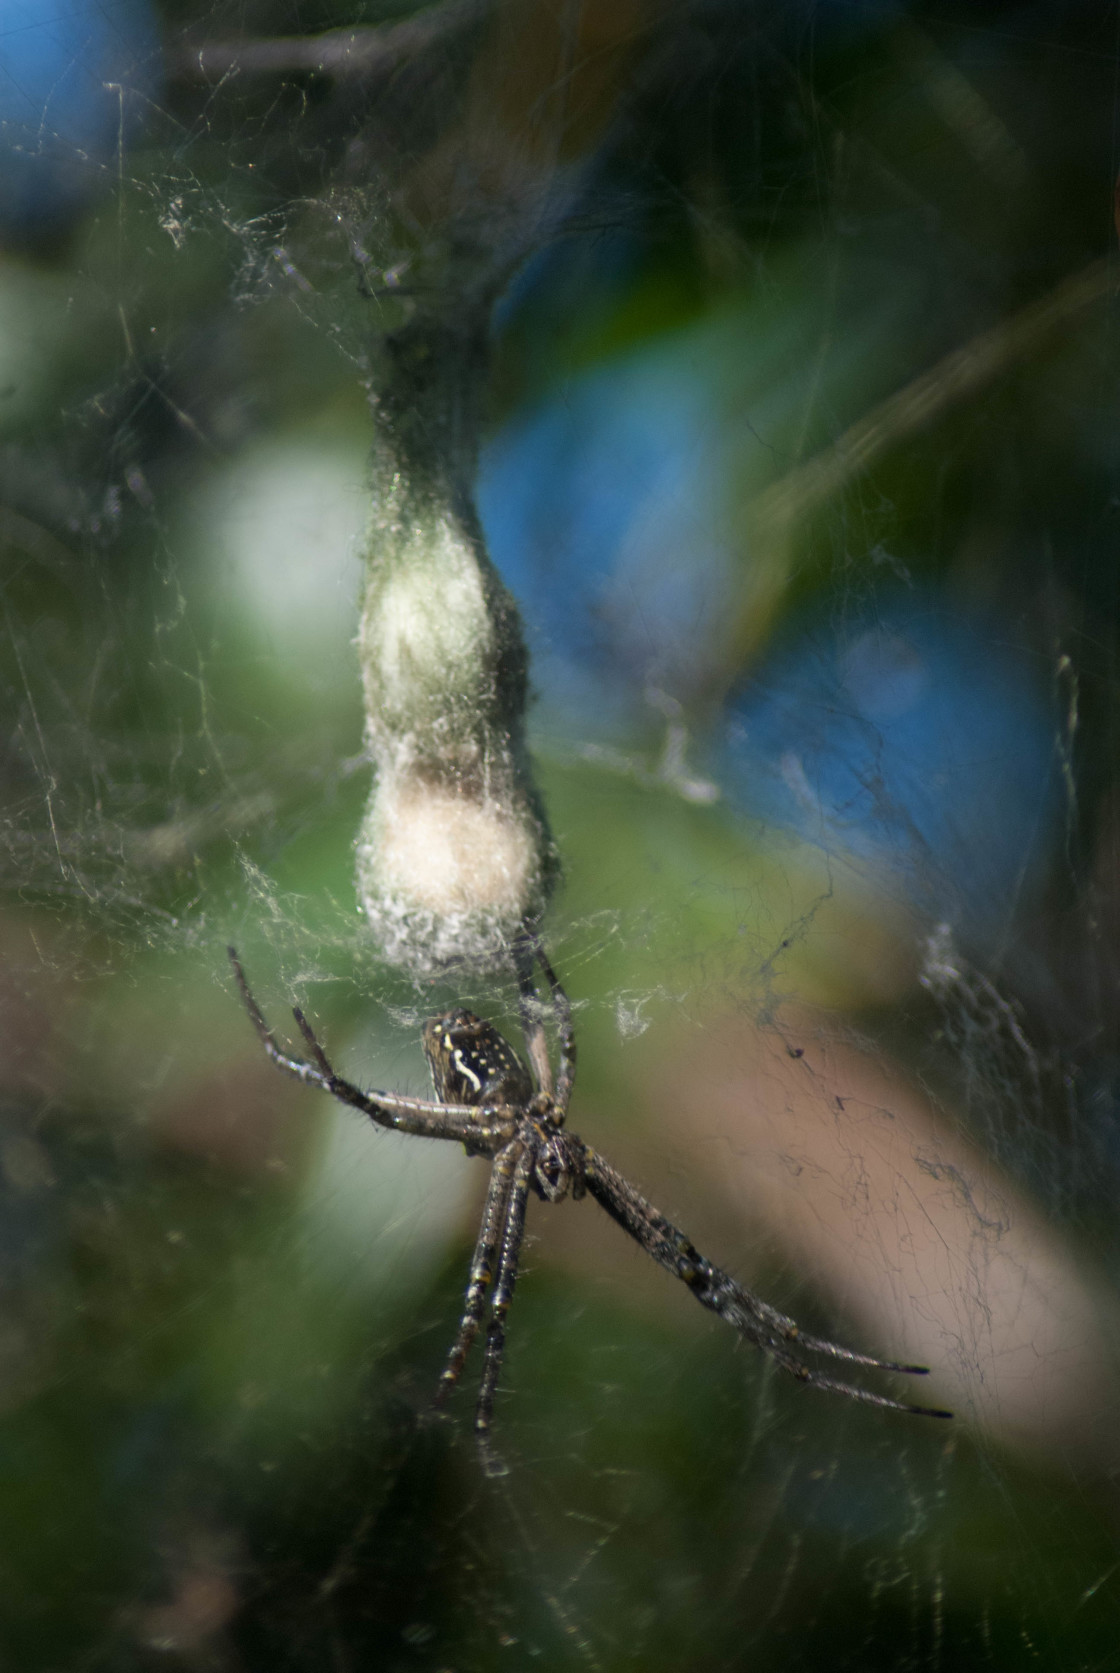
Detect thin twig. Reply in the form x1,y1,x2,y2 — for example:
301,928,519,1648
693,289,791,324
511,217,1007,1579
169,0,485,83
713,256,1114,681
751,257,1113,543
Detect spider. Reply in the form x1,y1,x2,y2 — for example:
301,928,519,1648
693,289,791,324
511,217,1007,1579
229,943,951,1438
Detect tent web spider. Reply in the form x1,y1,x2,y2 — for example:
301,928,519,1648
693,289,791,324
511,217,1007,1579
229,943,951,1437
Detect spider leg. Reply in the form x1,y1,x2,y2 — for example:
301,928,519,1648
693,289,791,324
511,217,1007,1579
474,1143,535,1433
291,1004,335,1078
764,1346,955,1419
516,931,577,1114
229,948,514,1147
771,1325,930,1375
580,1144,952,1419
534,941,576,1114
514,936,553,1098
433,1138,523,1411
229,945,329,1090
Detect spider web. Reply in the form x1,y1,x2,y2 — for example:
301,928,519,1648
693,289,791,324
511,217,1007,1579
1,2,1119,1669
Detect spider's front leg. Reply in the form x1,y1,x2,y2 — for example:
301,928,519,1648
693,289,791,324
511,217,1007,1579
580,1144,952,1419
434,1138,524,1414
474,1144,535,1434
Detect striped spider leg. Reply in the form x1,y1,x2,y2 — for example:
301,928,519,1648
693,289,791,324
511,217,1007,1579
230,946,951,1437
579,1149,952,1418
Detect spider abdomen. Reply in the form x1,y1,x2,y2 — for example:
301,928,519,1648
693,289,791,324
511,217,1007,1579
422,1008,535,1107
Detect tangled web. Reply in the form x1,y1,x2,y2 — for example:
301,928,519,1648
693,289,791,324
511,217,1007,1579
1,2,1119,1668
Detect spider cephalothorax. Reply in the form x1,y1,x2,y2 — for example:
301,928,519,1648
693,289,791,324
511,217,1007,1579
230,942,950,1444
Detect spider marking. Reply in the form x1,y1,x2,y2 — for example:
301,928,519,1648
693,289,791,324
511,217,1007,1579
229,942,951,1440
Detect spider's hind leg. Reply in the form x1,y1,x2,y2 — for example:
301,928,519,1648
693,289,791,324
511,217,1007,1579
535,941,576,1112
228,946,331,1091
513,934,554,1099
291,1003,335,1079
514,931,577,1113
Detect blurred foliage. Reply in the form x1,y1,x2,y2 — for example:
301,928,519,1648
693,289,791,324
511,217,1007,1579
2,0,1120,1668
